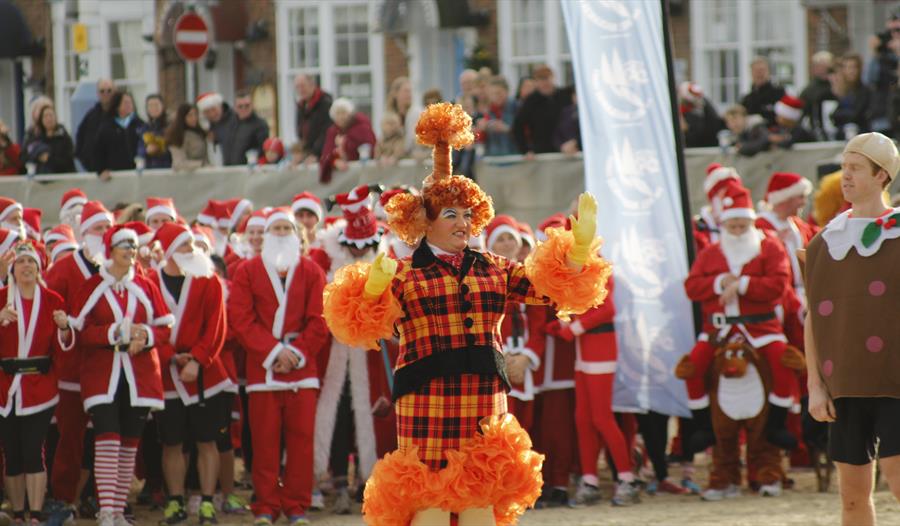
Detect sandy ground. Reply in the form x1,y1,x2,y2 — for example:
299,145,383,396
74,457,900,526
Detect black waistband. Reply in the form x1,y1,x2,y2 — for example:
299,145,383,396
1,357,51,375
392,345,509,401
711,312,776,326
586,322,615,334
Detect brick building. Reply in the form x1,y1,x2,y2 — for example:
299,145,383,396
1,0,896,144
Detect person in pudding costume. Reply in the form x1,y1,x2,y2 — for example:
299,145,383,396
804,132,900,526
322,103,612,526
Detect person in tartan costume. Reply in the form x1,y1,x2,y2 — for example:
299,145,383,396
322,103,612,526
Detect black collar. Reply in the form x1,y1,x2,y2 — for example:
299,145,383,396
411,238,488,271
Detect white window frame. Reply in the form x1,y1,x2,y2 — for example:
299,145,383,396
690,0,807,112
497,0,571,90
276,0,385,145
51,0,158,130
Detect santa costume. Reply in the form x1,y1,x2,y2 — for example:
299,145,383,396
145,197,178,231
59,188,88,234
291,192,324,248
43,224,79,266
227,207,329,522
692,164,742,253
682,185,796,451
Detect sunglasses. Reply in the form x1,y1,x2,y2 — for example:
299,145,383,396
99,88,113,94
113,241,137,251
236,103,251,109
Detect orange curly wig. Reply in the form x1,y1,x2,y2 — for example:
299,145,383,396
385,103,494,246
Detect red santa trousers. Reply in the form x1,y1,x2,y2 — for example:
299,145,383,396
534,389,577,488
249,390,316,518
574,372,632,479
686,340,794,408
507,398,535,433
51,389,89,503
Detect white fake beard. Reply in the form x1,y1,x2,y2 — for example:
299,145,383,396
720,228,762,272
212,230,227,257
171,250,214,278
262,232,300,272
82,234,107,265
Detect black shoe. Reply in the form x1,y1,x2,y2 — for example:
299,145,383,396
688,408,717,453
766,405,798,450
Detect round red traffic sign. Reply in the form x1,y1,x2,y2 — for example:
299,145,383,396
174,12,210,62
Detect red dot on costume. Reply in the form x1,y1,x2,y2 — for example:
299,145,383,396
866,336,884,353
876,218,884,226
869,280,886,296
817,300,833,316
822,360,834,377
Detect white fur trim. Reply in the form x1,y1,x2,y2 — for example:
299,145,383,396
0,202,22,223
337,226,383,249
79,211,113,235
0,229,19,253
284,343,307,370
246,216,266,228
687,394,710,409
265,211,294,230
291,198,323,221
575,360,616,375
110,228,139,248
507,344,541,370
766,178,813,206
245,377,319,392
164,230,195,261
230,199,253,228
713,273,728,295
569,320,585,337
196,213,216,227
719,208,756,222
139,323,154,348
262,343,284,370
196,92,223,111
51,241,78,263
774,101,802,122
107,324,120,345
58,326,76,351
821,208,900,260
61,196,87,214
487,224,522,250
58,381,80,392
145,205,177,221
703,167,740,195
768,392,793,408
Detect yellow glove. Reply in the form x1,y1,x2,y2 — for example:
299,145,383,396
568,192,598,266
364,253,398,299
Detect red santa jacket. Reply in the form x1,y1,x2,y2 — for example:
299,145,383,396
684,230,789,348
155,272,234,405
570,276,618,375
0,285,71,416
528,306,575,392
70,267,173,411
45,248,99,392
692,206,719,254
501,302,545,401
227,255,329,392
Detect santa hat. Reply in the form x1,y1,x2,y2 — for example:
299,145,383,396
518,221,535,248
22,208,42,242
262,137,285,160
333,186,382,248
376,187,413,220
79,201,114,236
485,215,522,250
719,185,757,222
222,198,253,230
45,224,78,263
145,197,178,222
11,240,43,271
678,82,703,104
703,163,741,199
236,208,269,234
536,213,569,242
774,95,804,122
153,222,195,261
0,197,22,224
765,172,813,207
291,192,323,222
264,207,296,231
128,222,155,246
323,216,343,229
102,224,139,259
196,92,223,112
192,225,214,253
60,188,87,215
196,200,221,227
0,227,19,254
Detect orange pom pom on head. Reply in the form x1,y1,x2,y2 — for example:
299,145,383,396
416,103,474,183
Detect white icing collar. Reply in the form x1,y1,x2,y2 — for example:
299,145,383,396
821,207,900,260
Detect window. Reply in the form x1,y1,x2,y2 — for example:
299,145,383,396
691,0,807,111
498,0,573,90
277,0,385,143
108,20,148,105
62,22,93,104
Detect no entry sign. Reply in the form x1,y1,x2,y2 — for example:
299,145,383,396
174,12,210,62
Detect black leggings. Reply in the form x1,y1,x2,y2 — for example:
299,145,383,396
636,411,670,481
88,378,150,439
0,405,55,476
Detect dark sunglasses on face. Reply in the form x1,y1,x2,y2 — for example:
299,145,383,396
113,241,137,251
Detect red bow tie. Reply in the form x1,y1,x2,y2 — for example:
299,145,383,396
437,253,464,270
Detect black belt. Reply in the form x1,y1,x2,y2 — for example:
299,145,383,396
1,357,51,375
711,312,776,328
586,323,615,334
108,344,129,353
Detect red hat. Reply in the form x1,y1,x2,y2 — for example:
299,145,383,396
22,208,42,241
60,188,87,215
236,208,269,234
221,198,253,230
262,137,285,159
45,224,78,263
718,185,756,222
145,197,178,222
765,172,813,206
536,213,569,242
127,221,155,246
102,224,139,259
192,225,214,253
376,187,414,220
196,200,221,227
333,186,382,248
518,221,535,248
264,207,296,231
774,95,804,122
485,214,522,249
196,92,223,112
291,192,323,221
703,163,741,200
153,222,195,261
323,216,342,229
79,201,114,235
678,81,703,104
0,227,19,254
0,197,22,224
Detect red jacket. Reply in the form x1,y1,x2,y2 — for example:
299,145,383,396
684,230,789,348
155,272,233,404
570,276,618,375
227,255,329,392
529,306,575,392
70,268,173,410
0,285,70,416
0,143,22,175
318,112,376,182
45,248,98,392
501,303,545,400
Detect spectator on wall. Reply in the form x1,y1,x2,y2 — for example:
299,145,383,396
0,119,22,175
513,65,572,156
456,69,479,115
515,76,535,112
474,76,517,157
553,89,581,156
722,104,769,157
75,78,115,172
829,53,873,140
422,88,443,107
25,105,76,174
197,91,236,165
292,74,333,165
799,51,836,140
739,56,786,126
767,94,816,149
224,89,269,166
678,81,725,148
375,112,408,166
319,98,376,184
385,76,422,152
166,103,209,172
139,94,171,169
22,95,54,157
93,90,146,180
863,12,900,134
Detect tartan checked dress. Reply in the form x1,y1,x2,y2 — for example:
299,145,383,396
390,241,549,470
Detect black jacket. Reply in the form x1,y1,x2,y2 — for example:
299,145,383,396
830,85,873,140
221,112,269,166
295,89,333,158
799,77,836,140
75,103,108,171
513,87,574,154
740,81,786,126
682,98,725,148
24,126,76,174
93,115,146,173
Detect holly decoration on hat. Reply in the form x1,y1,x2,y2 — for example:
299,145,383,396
861,213,900,247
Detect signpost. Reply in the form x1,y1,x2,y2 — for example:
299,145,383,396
174,11,210,102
